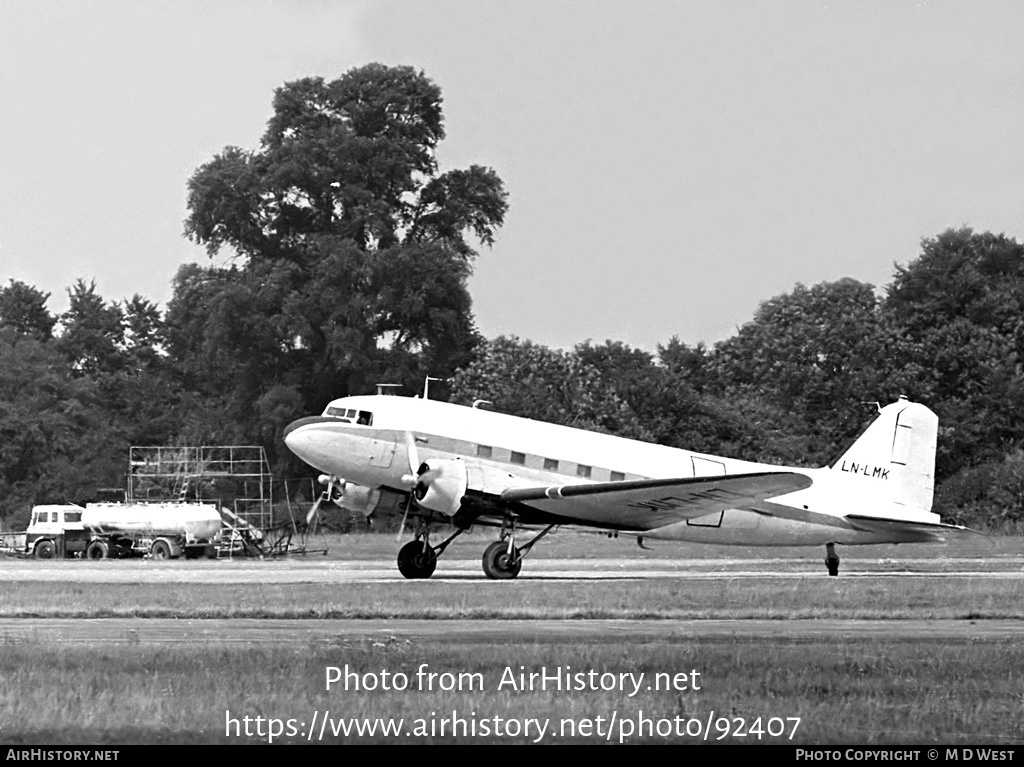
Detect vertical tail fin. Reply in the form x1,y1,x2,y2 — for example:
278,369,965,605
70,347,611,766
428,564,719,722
830,397,937,516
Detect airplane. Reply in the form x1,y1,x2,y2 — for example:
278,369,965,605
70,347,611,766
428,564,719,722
283,392,965,579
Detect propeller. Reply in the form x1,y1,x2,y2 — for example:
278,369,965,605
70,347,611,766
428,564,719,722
397,431,423,542
305,493,324,526
306,474,338,526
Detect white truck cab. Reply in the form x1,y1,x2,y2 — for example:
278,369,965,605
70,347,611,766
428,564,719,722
26,504,89,558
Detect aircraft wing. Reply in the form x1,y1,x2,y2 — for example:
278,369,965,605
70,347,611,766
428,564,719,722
498,472,813,530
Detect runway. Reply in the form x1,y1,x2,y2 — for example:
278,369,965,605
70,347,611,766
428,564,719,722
2,617,1022,645
1,556,1022,583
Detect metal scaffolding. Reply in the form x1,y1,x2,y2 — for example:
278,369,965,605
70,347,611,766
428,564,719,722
128,446,274,529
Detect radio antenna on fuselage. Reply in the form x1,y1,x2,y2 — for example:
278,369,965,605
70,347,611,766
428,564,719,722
422,376,442,400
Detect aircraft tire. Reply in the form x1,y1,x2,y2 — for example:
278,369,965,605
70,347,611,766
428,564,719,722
825,543,840,576
482,540,522,580
397,540,437,579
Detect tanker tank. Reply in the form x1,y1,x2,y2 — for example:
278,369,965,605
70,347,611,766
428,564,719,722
82,503,222,543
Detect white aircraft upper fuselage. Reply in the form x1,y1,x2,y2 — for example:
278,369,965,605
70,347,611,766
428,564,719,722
284,393,956,580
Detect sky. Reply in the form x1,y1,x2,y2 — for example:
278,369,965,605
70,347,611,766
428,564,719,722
1,0,1022,352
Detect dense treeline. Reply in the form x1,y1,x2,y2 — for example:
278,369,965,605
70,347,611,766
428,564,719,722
2,64,1022,531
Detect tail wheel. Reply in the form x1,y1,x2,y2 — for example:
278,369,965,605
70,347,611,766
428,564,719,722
825,543,840,577
482,540,522,580
397,539,437,579
85,540,109,560
150,540,172,560
33,540,56,560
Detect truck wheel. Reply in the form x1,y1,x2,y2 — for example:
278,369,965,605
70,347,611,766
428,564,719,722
86,540,109,560
34,540,56,559
150,540,171,560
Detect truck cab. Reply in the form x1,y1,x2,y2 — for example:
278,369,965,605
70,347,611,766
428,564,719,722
26,504,89,558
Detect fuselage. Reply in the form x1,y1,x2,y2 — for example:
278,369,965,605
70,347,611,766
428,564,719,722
286,394,771,488
284,395,942,547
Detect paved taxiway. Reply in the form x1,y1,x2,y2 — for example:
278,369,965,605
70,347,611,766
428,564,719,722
2,617,1022,645
1,556,1022,583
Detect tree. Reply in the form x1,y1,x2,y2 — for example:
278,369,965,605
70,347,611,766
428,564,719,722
707,278,894,461
121,295,166,371
0,328,112,521
885,228,1024,340
176,64,507,441
449,337,644,436
572,339,714,446
56,280,126,377
658,337,711,391
882,228,1024,477
184,65,507,263
0,280,56,340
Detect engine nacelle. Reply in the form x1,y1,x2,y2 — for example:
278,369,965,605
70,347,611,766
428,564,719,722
415,459,468,517
319,475,381,516
337,482,381,515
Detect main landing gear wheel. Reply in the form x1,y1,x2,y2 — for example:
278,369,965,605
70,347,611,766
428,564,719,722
397,539,437,579
482,540,522,580
825,543,840,577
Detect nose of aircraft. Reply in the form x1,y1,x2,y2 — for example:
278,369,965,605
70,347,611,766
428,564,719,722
283,416,329,464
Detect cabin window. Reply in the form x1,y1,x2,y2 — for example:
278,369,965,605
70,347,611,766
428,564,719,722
51,512,59,522
477,445,493,459
510,451,526,465
544,458,559,471
610,471,625,482
64,512,82,523
577,464,592,479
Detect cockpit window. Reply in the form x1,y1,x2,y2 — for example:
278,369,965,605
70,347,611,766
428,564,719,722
64,512,82,523
324,407,352,422
323,406,372,426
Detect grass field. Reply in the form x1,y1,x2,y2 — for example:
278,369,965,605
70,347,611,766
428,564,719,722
2,635,1022,744
0,532,1021,745
1,577,1022,620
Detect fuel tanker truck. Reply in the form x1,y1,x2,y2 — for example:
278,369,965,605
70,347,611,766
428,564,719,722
23,502,222,560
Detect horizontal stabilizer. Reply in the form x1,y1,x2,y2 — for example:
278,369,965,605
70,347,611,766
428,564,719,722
844,514,976,541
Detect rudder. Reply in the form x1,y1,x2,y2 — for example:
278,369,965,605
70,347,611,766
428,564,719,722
830,397,937,514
